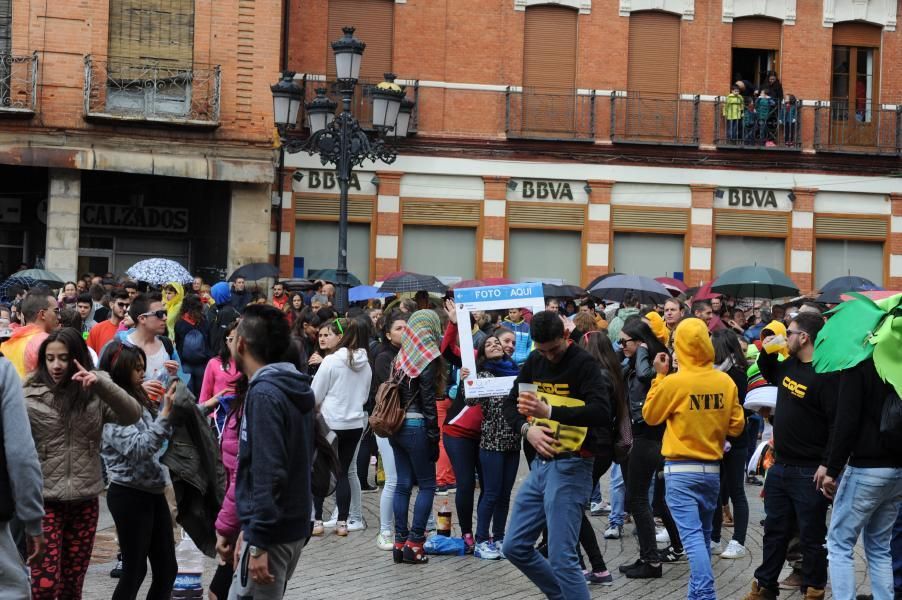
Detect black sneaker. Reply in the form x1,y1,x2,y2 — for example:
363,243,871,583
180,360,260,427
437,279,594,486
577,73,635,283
110,554,123,578
657,546,686,563
624,561,662,579
619,558,643,573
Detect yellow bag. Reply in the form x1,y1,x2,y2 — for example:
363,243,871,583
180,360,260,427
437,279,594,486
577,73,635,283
530,392,588,453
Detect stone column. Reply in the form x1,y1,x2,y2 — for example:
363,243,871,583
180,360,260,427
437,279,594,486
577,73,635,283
228,182,272,273
276,169,295,277
789,188,817,294
889,193,902,290
584,180,613,283
688,184,715,286
374,172,403,280
45,169,81,282
480,176,508,278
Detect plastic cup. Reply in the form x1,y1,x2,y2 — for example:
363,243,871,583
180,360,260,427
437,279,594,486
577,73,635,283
763,335,786,355
518,383,537,395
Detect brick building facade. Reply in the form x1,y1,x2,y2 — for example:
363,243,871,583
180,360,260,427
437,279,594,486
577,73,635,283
281,0,902,293
0,0,282,281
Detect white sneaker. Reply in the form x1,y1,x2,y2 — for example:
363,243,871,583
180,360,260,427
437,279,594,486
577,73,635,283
603,525,622,540
720,540,748,559
376,530,393,550
323,507,338,528
710,540,723,555
347,518,367,532
474,541,502,560
655,527,670,545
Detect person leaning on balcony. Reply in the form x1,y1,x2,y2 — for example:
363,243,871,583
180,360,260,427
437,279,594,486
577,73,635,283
723,85,745,142
734,79,757,99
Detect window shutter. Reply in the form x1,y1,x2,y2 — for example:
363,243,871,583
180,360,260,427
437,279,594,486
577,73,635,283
732,17,782,49
0,0,11,54
627,11,680,95
327,0,394,79
108,0,195,67
832,22,882,47
523,6,578,90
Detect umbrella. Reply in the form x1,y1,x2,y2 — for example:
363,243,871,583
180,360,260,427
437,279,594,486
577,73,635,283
585,272,623,290
692,282,721,301
451,277,515,289
378,272,447,294
839,290,901,303
542,283,586,298
588,274,671,305
816,275,883,304
307,269,363,287
0,275,39,301
349,285,390,302
126,258,193,286
655,276,688,296
711,265,799,299
280,278,317,293
15,268,65,287
228,262,279,282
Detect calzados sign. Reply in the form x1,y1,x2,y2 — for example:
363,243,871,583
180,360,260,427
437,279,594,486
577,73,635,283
81,204,189,232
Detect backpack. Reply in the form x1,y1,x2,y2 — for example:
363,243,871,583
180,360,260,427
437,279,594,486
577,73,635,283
208,305,240,356
181,328,209,365
880,389,902,448
311,412,340,498
369,370,411,437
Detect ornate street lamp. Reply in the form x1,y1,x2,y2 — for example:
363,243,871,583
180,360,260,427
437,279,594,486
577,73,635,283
272,26,415,313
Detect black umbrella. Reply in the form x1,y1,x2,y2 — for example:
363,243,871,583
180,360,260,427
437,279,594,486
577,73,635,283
307,269,363,287
584,272,623,291
588,274,671,304
228,262,280,282
711,265,799,299
0,275,39,302
541,283,586,298
816,275,882,304
378,272,447,294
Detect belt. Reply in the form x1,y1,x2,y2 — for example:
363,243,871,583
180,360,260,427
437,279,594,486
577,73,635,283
403,418,425,426
664,463,720,474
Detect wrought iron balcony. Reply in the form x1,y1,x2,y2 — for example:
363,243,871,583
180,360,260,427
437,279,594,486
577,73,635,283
297,77,419,134
813,99,901,156
713,96,802,150
610,92,699,146
84,56,221,127
506,88,595,141
0,52,38,116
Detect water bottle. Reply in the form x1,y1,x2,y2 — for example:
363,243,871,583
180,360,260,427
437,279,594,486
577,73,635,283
171,532,204,599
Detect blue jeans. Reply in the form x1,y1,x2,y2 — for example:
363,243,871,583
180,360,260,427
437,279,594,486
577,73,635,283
608,463,626,527
894,506,902,595
443,433,482,535
390,422,436,542
665,463,720,600
754,463,830,593
503,456,593,600
827,466,902,600
476,449,519,543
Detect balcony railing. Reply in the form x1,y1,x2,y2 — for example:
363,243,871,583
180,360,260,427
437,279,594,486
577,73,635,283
611,92,699,146
713,96,802,150
298,77,419,134
84,56,221,127
506,88,595,141
0,51,38,116
813,99,901,156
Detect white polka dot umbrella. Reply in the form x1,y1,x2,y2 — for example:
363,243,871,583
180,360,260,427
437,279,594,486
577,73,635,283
126,258,193,286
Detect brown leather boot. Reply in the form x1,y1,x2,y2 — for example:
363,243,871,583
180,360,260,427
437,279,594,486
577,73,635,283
723,504,735,527
803,587,825,600
742,581,778,600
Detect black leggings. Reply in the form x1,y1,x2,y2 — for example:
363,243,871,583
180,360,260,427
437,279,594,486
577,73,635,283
106,483,177,600
356,427,377,488
579,452,614,573
314,428,362,521
653,467,683,552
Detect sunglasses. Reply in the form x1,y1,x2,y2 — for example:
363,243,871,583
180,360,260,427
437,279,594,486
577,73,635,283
116,302,130,308
619,337,636,344
786,329,804,337
140,310,167,319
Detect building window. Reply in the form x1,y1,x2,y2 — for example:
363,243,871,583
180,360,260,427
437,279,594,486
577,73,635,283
327,0,394,79
715,236,785,274
815,239,883,288
613,233,684,278
296,221,371,285
0,0,10,105
401,226,475,281
731,17,782,89
508,230,581,284
824,22,882,147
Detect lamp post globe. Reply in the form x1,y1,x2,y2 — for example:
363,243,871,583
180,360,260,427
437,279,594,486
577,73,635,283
305,87,337,135
271,71,303,130
371,73,406,131
331,26,365,82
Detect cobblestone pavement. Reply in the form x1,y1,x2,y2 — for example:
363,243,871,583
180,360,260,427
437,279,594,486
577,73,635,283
83,466,869,599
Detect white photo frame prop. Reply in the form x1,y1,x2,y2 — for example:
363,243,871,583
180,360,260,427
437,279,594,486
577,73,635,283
454,282,545,399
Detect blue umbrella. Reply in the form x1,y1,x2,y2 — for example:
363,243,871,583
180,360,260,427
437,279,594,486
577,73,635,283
349,285,390,302
817,275,882,304
126,258,193,286
0,275,39,302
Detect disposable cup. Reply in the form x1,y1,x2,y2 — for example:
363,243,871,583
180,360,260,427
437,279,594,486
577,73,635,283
519,383,537,395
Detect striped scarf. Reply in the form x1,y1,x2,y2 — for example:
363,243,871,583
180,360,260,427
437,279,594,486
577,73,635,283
395,310,442,378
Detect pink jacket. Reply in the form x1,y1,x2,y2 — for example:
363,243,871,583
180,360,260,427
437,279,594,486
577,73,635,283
199,357,241,404
214,410,241,538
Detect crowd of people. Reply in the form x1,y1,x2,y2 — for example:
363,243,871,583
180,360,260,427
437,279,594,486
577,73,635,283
0,268,899,600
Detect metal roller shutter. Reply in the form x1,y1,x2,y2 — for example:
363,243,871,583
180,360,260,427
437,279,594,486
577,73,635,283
627,11,680,94
832,22,882,47
296,196,373,221
732,17,782,49
611,206,689,232
108,0,195,67
327,0,394,79
0,0,10,55
401,200,481,225
508,203,585,228
715,211,790,235
814,214,887,238
523,6,578,90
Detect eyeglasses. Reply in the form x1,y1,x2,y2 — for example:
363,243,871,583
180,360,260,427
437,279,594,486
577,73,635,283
116,302,130,308
786,329,803,337
619,337,636,344
140,310,167,319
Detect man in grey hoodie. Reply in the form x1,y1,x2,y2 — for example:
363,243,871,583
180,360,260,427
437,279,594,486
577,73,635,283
228,304,315,600
0,356,44,599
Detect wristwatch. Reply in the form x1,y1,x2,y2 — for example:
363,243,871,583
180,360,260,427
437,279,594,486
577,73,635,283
248,545,265,557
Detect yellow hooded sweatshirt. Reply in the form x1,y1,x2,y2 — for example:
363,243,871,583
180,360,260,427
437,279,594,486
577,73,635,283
645,312,669,347
163,281,185,340
642,318,745,461
760,319,790,359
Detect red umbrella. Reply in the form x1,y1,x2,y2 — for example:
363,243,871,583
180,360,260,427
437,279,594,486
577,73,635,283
655,277,688,296
692,282,722,301
839,290,901,302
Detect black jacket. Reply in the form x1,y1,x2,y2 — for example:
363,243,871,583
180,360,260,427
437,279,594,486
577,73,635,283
624,346,665,440
397,358,441,446
826,358,902,478
162,381,225,557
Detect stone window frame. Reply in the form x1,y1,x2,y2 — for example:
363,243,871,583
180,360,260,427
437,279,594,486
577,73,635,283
823,0,896,31
514,0,592,15
619,0,695,20
722,0,796,24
